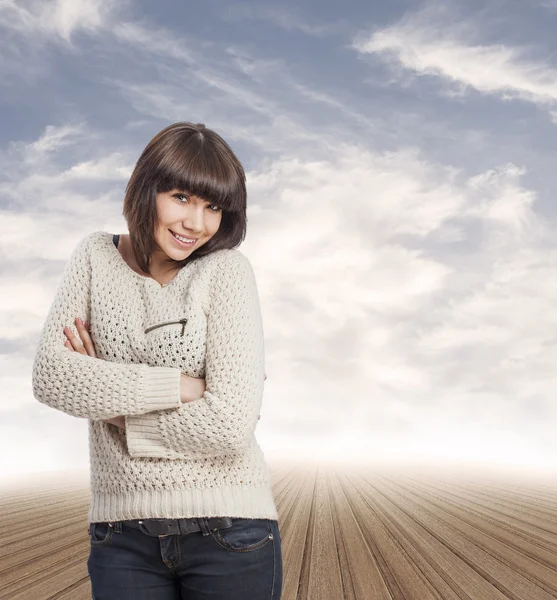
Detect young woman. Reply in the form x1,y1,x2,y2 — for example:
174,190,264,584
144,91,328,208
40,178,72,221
32,122,283,599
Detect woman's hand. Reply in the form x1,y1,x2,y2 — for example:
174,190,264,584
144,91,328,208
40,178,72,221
64,317,97,358
179,373,206,404
180,373,267,420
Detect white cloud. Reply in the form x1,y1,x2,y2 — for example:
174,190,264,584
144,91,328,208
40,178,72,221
353,3,557,111
0,0,123,81
92,17,379,151
0,0,118,43
12,123,88,165
111,21,197,64
239,143,557,466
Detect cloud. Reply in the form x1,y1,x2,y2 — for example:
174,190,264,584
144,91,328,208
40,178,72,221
102,22,382,153
0,0,123,82
111,20,197,64
0,0,118,43
0,123,131,211
11,123,88,165
352,3,557,111
218,3,343,37
237,141,557,465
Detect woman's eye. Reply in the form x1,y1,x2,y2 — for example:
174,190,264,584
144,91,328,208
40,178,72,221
174,194,221,212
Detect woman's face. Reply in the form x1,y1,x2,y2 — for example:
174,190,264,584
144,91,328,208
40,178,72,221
153,188,223,262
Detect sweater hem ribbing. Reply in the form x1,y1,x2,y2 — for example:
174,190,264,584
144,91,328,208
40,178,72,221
87,484,279,524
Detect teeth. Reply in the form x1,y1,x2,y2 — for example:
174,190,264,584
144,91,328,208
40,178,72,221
172,231,195,243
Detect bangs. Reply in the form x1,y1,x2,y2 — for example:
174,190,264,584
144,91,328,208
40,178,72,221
153,143,243,212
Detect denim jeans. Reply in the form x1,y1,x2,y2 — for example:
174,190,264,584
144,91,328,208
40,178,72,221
87,517,283,599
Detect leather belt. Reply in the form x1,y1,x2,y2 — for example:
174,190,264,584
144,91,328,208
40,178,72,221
121,516,234,536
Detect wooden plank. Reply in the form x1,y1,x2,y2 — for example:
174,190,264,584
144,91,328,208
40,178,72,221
1,463,556,599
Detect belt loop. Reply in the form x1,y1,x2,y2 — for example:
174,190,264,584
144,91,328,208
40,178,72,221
197,517,211,536
113,521,122,534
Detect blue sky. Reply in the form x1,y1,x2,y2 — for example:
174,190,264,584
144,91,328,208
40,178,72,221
2,0,557,478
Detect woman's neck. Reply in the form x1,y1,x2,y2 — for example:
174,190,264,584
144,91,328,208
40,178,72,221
118,234,180,285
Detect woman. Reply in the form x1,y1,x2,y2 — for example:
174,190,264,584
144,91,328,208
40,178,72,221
32,122,283,599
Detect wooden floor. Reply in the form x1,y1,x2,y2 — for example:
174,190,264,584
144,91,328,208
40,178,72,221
1,461,557,599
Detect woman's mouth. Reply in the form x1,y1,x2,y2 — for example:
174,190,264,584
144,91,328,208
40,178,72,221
169,230,197,248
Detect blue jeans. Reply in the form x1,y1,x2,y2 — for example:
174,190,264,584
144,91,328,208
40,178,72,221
87,518,283,599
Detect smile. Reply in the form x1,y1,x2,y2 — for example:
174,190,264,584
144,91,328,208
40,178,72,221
170,230,197,247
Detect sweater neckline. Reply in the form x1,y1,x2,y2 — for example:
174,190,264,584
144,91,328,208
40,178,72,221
104,232,188,289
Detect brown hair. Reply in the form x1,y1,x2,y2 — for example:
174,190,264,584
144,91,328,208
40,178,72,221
122,122,247,274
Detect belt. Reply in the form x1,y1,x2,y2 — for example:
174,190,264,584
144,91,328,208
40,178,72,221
120,516,234,537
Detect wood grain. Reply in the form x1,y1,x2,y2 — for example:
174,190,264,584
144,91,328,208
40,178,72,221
1,462,556,599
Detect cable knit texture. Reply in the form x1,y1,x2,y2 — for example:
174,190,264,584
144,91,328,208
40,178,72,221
32,231,278,524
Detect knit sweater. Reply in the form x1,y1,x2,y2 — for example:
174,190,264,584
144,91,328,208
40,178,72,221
32,231,278,524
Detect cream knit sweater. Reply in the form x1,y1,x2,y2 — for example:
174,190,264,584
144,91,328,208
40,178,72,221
32,231,278,524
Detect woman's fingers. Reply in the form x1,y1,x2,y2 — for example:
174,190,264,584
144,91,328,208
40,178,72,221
76,318,97,357
63,317,97,358
63,325,86,354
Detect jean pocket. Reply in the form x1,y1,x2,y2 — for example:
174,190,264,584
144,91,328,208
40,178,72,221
89,522,114,547
210,518,273,553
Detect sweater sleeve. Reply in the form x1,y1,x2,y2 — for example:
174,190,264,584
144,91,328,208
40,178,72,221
124,250,266,459
32,233,183,420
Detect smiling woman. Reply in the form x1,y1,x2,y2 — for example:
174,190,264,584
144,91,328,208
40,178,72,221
32,122,283,600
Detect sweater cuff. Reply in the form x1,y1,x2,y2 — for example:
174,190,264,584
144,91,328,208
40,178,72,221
125,412,170,459
140,366,182,412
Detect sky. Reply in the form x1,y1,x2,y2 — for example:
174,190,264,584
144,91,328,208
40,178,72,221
2,0,557,479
